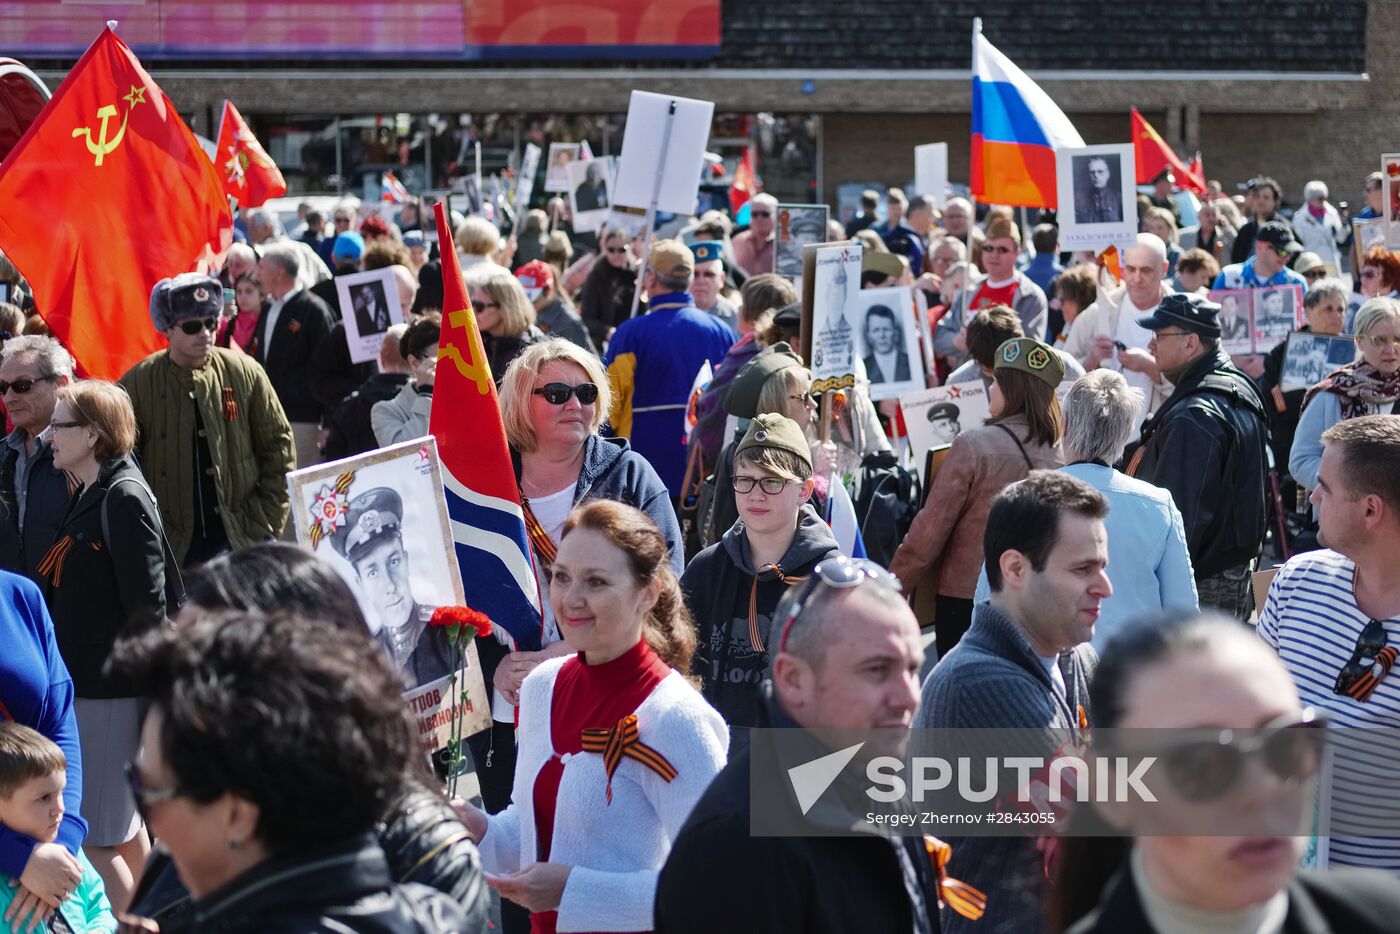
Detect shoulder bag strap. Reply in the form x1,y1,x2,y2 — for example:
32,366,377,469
103,474,186,610
992,423,1035,470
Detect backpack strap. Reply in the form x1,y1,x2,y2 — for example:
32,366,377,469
103,474,186,611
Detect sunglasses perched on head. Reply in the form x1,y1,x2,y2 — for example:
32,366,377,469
533,382,599,405
0,374,56,395
178,317,220,335
776,557,902,653
1150,710,1328,803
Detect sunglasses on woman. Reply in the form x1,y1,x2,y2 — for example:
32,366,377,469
533,382,599,405
178,317,220,335
1150,710,1328,803
776,556,902,653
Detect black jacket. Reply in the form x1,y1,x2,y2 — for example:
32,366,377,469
1069,865,1400,933
681,505,838,749
656,697,941,934
128,783,489,933
249,288,337,423
324,372,412,461
1123,348,1269,578
40,456,167,698
1259,325,1308,480
0,434,72,583
188,834,474,933
311,320,378,418
483,326,547,383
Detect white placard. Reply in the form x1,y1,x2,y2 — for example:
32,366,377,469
809,243,863,393
915,142,948,208
335,266,405,364
854,286,925,401
515,142,542,211
1056,143,1137,252
566,157,612,234
545,142,581,193
613,90,715,215
900,383,992,483
775,204,829,280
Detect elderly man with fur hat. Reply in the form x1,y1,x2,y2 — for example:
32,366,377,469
933,212,1049,367
119,273,295,566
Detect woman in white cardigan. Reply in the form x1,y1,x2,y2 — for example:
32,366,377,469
460,499,727,933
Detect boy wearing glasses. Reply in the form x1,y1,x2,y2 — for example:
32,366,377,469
681,413,839,753
0,723,114,932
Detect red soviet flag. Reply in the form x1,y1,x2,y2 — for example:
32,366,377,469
0,26,231,380
1130,108,1206,195
214,99,286,208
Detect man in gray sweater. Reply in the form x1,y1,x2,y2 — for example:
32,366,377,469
917,471,1111,934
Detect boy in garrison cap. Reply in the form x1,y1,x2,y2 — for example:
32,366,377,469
120,273,294,566
680,413,839,754
329,486,455,686
689,240,739,328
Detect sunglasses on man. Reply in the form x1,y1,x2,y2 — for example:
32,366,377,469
0,374,57,396
176,317,221,335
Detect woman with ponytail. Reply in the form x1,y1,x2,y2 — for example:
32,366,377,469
458,499,727,934
1051,612,1400,932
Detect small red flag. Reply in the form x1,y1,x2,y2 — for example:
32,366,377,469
1130,108,1206,195
0,27,231,380
214,99,286,208
729,148,755,215
1187,152,1206,190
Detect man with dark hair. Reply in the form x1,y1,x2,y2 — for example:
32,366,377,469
845,188,882,236
1260,415,1400,871
1122,292,1269,620
881,195,929,273
657,558,942,934
861,304,910,384
920,470,1107,934
1074,157,1122,225
1231,175,1283,263
1023,223,1063,297
874,187,908,242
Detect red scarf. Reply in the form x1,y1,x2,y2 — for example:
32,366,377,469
1302,360,1400,420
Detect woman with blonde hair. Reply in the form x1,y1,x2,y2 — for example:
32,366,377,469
459,499,726,934
467,265,548,379
465,340,681,855
39,380,177,909
455,216,505,275
890,337,1065,656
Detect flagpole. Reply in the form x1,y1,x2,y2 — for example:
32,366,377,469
967,17,980,276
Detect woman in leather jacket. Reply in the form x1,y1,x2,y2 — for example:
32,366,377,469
122,543,488,932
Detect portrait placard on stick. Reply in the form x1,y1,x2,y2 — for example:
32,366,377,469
774,204,829,280
1252,285,1305,354
914,143,948,208
900,383,992,483
1056,143,1136,252
854,286,924,401
613,90,715,215
807,243,863,394
288,438,491,747
1210,289,1255,356
545,142,581,193
566,157,612,233
335,266,404,364
515,142,542,215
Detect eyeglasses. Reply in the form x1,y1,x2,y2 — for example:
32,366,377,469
124,761,186,822
982,245,1016,255
1151,710,1328,803
333,216,352,225
47,420,82,430
533,382,599,405
606,247,628,255
1153,330,1193,340
1333,618,1394,699
475,300,500,312
730,475,794,496
1361,268,1380,280
1304,270,1328,280
777,557,902,654
0,375,56,395
1361,334,1400,350
178,318,220,335
789,393,817,407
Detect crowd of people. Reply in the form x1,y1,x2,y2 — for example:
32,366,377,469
1,163,1399,934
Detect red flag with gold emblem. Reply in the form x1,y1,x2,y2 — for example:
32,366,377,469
214,99,285,208
1130,107,1206,195
0,26,231,380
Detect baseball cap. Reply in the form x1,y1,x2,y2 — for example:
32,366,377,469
1254,221,1295,252
515,260,555,302
647,239,695,278
331,232,365,263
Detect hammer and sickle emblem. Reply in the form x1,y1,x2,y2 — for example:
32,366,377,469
439,307,495,395
72,104,129,167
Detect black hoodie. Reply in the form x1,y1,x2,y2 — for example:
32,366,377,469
680,504,839,750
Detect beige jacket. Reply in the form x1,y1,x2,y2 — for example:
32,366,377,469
889,414,1063,600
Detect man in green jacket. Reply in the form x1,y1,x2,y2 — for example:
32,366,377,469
120,273,294,566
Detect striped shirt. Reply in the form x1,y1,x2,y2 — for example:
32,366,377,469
1258,549,1400,871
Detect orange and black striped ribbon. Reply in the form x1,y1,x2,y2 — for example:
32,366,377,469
521,498,557,564
924,836,988,921
1346,646,1398,702
748,564,806,653
308,471,356,550
222,386,239,421
36,535,75,588
580,713,677,804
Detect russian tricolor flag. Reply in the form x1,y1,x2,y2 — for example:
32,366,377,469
971,19,1084,209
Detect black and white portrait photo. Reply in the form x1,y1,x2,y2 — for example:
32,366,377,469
1281,332,1358,392
775,204,829,279
350,280,392,336
1210,289,1255,355
336,266,407,363
1072,154,1123,225
1056,143,1136,252
854,286,923,401
566,157,611,233
1254,285,1302,352
899,383,992,481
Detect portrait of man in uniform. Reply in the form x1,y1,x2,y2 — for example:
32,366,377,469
1073,154,1124,224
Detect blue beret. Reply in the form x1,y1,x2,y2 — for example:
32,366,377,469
691,240,723,264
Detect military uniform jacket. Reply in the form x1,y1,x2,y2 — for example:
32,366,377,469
120,348,295,561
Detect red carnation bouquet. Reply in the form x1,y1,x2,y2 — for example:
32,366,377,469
429,606,493,796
